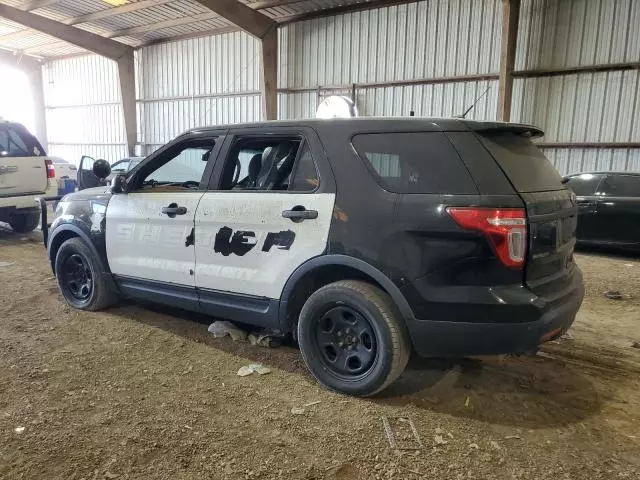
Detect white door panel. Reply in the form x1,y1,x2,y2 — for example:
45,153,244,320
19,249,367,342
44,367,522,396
106,192,204,285
195,192,335,299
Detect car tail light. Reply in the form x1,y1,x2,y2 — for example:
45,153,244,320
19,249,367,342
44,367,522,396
45,159,55,178
447,207,527,268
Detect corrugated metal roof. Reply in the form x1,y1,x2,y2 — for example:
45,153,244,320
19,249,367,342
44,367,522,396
0,0,381,58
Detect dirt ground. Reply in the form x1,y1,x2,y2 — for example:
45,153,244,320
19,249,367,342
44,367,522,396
0,225,639,480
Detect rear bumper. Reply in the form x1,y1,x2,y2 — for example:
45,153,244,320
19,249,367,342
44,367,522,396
405,267,584,357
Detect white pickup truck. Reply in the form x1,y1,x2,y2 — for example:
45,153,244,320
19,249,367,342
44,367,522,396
0,120,57,233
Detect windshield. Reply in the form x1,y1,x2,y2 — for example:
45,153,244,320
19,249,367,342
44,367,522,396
478,133,564,193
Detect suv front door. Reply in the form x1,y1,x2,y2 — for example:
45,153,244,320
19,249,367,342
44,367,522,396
595,174,640,246
193,128,336,326
106,133,222,294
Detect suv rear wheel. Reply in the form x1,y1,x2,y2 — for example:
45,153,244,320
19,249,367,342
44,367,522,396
297,280,410,396
54,237,117,311
9,210,40,233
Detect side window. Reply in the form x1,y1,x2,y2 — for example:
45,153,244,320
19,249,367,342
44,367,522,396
289,143,319,192
219,136,305,191
0,127,29,157
565,173,603,196
134,140,215,192
351,132,476,194
111,160,130,174
599,175,640,197
0,125,44,157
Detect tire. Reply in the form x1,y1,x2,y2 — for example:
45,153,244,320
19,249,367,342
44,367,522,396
297,280,410,397
54,237,117,311
9,211,40,233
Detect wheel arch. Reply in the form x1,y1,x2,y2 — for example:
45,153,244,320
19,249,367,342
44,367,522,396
278,255,415,331
48,225,109,277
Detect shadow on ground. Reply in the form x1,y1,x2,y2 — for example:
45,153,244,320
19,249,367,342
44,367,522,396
0,223,43,246
109,300,604,429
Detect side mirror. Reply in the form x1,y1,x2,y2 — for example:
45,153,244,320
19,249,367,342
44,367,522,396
93,159,111,179
111,174,127,194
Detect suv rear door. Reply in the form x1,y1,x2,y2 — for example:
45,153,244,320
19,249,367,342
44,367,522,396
594,174,640,246
476,132,576,294
0,123,48,197
194,127,336,325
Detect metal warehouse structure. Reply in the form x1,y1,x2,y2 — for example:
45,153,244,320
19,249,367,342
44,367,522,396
0,0,638,174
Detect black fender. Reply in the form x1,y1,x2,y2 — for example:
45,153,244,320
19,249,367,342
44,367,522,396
278,254,415,327
48,224,105,269
47,224,117,292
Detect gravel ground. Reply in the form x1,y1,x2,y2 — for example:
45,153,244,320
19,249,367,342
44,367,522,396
0,225,639,479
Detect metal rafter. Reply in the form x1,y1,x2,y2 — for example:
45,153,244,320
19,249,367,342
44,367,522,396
22,0,61,11
193,0,276,39
0,4,131,59
0,4,137,154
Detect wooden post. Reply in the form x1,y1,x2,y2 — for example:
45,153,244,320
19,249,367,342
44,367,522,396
497,0,520,122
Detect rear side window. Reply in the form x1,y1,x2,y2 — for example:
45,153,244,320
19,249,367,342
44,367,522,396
478,133,563,193
565,173,603,196
0,124,45,157
351,132,476,194
600,175,640,197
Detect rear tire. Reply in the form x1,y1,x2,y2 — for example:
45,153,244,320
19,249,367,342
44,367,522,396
297,280,410,396
9,210,40,233
54,237,117,311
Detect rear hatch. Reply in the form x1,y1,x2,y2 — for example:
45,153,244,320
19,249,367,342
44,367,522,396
0,122,48,197
477,131,577,295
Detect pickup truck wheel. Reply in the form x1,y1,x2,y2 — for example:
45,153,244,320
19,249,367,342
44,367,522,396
9,211,40,233
54,237,116,311
297,280,410,397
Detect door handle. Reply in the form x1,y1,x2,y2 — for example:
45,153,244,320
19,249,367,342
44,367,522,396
161,203,187,218
282,205,318,223
576,200,596,207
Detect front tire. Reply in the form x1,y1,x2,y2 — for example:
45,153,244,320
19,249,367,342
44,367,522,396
297,280,410,396
9,210,40,233
54,237,117,311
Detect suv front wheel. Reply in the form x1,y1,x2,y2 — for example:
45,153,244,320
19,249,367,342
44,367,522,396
54,237,117,311
297,280,410,396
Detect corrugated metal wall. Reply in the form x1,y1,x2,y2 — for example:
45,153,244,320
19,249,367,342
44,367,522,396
278,0,501,119
137,31,262,154
135,0,502,153
512,0,640,174
41,0,639,174
43,55,127,164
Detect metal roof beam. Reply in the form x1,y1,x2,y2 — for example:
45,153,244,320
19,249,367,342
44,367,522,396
68,0,175,26
22,0,62,11
0,4,132,60
0,48,42,69
69,0,308,28
193,0,276,39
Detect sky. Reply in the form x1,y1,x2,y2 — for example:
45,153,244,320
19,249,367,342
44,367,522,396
0,64,36,134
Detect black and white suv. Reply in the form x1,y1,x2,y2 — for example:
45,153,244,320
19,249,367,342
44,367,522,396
44,118,584,396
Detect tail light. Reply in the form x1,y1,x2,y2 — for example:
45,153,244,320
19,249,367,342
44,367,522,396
447,207,527,268
45,159,55,178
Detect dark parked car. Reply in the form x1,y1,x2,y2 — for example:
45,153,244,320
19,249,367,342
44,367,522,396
564,172,640,251
43,118,584,396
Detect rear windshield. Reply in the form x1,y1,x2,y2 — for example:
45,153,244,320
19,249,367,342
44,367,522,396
0,124,45,158
351,132,476,194
478,133,563,193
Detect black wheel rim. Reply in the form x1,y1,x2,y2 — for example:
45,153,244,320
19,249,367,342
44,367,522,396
62,253,92,301
314,305,377,377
